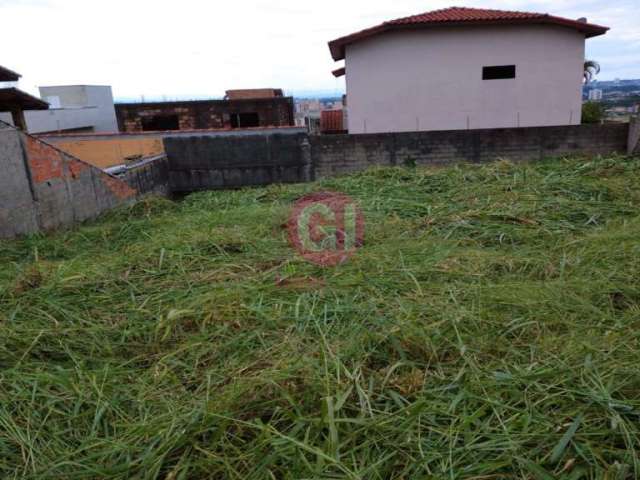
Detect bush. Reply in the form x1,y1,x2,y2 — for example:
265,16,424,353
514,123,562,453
582,101,605,124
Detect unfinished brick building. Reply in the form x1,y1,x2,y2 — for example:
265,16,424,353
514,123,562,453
115,94,295,132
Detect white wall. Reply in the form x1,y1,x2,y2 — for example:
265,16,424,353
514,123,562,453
39,85,89,108
345,25,586,134
25,85,118,134
83,86,118,132
25,107,97,134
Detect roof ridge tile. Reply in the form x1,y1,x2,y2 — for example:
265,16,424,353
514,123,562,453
329,6,609,61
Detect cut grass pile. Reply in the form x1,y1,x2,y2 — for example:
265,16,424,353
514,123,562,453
1,155,640,479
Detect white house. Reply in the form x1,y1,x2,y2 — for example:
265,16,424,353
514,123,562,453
26,85,118,134
1,83,118,134
328,7,608,134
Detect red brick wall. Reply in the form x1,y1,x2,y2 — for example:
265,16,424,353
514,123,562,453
116,97,295,133
12,133,136,234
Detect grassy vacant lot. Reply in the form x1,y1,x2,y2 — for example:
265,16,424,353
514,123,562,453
1,155,640,479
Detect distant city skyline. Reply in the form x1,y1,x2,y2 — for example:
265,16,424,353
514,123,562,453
1,0,638,100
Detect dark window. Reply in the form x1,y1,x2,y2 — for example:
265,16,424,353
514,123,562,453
141,114,180,131
230,112,260,128
482,65,516,80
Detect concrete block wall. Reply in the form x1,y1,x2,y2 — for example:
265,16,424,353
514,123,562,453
161,123,630,192
164,133,311,192
120,155,170,197
0,129,40,238
0,125,137,239
311,124,630,178
310,134,394,178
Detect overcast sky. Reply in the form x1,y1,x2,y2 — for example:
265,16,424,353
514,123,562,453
1,0,637,100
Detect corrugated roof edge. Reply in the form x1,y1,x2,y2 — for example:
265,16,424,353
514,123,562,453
0,65,21,82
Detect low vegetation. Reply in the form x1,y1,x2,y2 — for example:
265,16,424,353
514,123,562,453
1,155,640,479
581,101,605,124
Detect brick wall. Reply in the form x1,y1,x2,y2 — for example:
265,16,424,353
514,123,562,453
116,97,295,133
0,126,137,238
311,124,630,178
41,136,165,169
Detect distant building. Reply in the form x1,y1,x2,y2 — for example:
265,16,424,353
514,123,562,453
225,88,284,100
0,69,118,134
294,99,322,131
588,89,603,101
26,85,118,134
295,98,348,133
329,7,609,134
116,94,294,132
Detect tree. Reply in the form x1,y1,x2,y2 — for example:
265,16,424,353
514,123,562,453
582,101,605,124
584,60,601,84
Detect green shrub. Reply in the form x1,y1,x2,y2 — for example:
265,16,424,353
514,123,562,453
582,101,605,124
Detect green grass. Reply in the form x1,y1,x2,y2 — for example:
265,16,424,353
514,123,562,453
1,155,640,479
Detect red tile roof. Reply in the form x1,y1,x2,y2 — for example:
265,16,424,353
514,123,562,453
332,67,346,78
329,6,608,60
